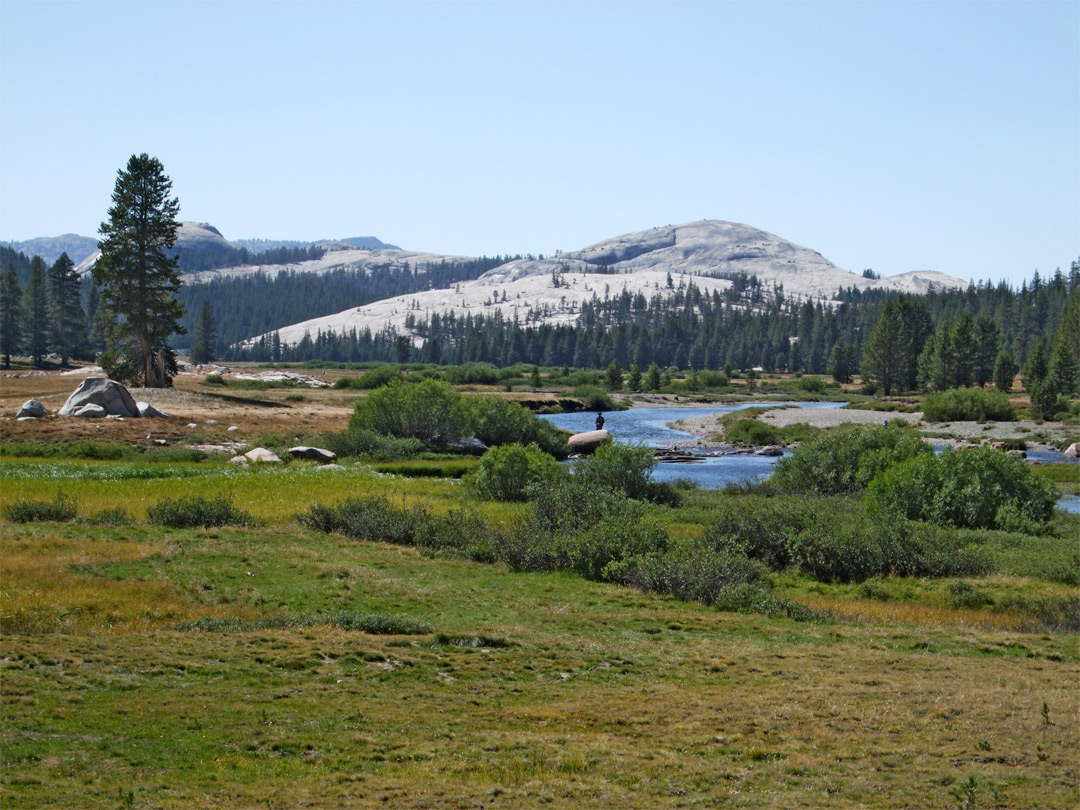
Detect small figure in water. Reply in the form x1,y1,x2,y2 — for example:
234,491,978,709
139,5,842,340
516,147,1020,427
595,411,605,431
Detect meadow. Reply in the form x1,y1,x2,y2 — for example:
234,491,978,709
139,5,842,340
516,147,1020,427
1,365,1078,808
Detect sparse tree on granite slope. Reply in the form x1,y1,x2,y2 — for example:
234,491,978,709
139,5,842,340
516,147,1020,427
94,153,184,387
0,265,22,368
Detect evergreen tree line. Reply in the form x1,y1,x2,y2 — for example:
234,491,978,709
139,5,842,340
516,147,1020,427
224,263,1079,403
174,243,327,273
0,253,95,369
171,256,522,351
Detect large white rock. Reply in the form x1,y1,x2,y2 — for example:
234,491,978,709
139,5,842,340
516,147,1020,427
59,378,140,418
567,429,611,455
244,447,282,464
1064,442,1080,458
16,400,48,418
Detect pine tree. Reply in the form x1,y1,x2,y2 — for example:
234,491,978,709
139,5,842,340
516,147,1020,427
94,153,184,387
24,257,49,367
606,358,623,391
0,265,22,368
627,363,643,392
993,349,1015,393
48,252,84,366
190,300,218,365
646,362,662,392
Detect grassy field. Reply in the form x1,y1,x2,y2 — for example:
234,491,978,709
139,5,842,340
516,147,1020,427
2,365,1078,808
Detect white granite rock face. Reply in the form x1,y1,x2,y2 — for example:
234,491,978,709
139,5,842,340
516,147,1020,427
59,378,140,417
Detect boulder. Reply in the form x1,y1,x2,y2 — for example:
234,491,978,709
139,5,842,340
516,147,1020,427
16,399,48,418
136,401,169,418
1064,442,1080,458
59,378,139,417
755,445,784,456
288,446,338,463
74,403,108,418
567,429,610,455
244,447,282,464
229,454,250,467
448,437,488,456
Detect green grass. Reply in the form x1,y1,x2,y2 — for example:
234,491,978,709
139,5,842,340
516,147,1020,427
2,454,1079,808
1032,462,1080,495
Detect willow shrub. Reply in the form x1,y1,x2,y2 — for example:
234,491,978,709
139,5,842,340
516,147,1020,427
866,446,1058,531
922,387,1015,422
771,423,931,495
465,443,565,502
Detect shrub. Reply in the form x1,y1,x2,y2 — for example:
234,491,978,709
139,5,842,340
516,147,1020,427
771,423,931,495
3,493,78,523
321,427,425,460
554,516,668,581
571,384,616,412
616,546,769,605
147,495,259,529
798,376,826,394
354,364,402,389
204,373,226,386
444,363,500,385
922,387,1015,422
350,378,468,445
467,396,569,456
573,442,658,502
867,447,1059,531
722,418,783,447
466,443,565,501
87,507,134,526
297,496,424,544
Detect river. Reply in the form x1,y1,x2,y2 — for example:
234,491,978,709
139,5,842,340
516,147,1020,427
539,402,1080,512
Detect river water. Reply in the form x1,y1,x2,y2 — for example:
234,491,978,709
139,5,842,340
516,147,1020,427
539,403,1080,512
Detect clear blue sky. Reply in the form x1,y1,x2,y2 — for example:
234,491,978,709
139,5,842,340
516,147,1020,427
2,0,1077,286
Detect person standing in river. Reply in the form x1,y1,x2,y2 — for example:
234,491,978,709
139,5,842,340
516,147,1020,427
595,412,605,431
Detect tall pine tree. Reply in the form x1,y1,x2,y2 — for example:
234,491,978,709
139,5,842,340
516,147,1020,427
94,154,184,387
24,257,49,367
190,300,218,365
48,252,84,366
0,265,22,368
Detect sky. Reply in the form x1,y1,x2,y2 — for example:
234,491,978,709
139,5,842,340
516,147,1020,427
1,0,1077,286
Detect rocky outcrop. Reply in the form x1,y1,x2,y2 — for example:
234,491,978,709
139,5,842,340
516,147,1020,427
567,429,610,455
448,437,489,456
16,400,48,418
59,378,140,417
1064,442,1080,458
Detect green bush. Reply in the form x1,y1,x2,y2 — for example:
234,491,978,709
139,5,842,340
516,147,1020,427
147,495,259,529
467,396,569,456
771,423,931,495
350,379,468,445
321,427,425,460
466,443,565,501
867,447,1059,531
571,384,616,412
297,496,423,544
204,373,226,386
354,364,403,389
798,376,826,394
573,442,657,502
722,418,784,447
922,387,1015,422
554,516,668,582
444,363,500,385
616,546,769,605
87,507,134,526
3,493,78,523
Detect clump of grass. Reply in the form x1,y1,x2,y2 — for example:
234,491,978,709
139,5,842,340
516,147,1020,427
3,493,78,523
147,495,260,529
169,611,431,635
432,633,513,648
86,507,134,527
